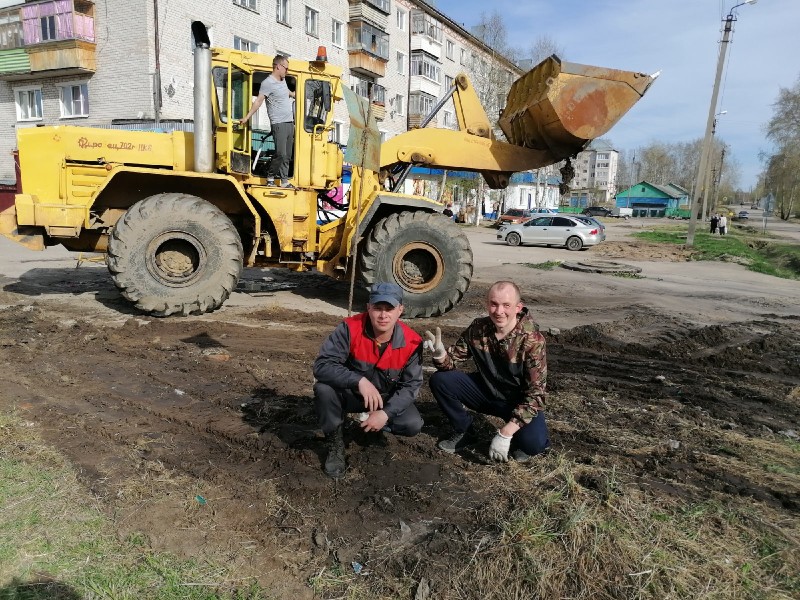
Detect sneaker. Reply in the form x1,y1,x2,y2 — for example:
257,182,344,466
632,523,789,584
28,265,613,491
280,181,294,189
438,425,478,454
511,449,532,463
266,178,275,186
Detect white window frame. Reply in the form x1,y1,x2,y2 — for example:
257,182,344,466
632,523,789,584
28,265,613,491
233,35,258,52
58,81,89,119
305,6,319,36
331,18,343,47
444,74,454,90
394,93,404,116
276,0,289,25
191,24,214,53
445,39,454,61
396,7,406,31
460,48,467,65
41,14,56,41
329,120,344,145
443,110,454,128
396,50,405,75
233,0,257,10
14,85,43,121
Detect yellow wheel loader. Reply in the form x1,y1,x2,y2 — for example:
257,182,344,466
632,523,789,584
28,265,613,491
0,22,655,317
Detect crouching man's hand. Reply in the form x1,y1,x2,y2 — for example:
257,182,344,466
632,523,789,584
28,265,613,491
360,410,389,433
489,431,513,462
358,377,383,411
423,327,446,361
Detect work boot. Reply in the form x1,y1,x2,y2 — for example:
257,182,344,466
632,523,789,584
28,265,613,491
324,426,346,478
438,424,478,454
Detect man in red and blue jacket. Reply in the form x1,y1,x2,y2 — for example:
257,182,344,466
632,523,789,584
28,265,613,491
313,282,424,478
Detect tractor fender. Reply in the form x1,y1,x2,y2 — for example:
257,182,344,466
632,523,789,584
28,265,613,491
92,167,260,232
354,192,442,242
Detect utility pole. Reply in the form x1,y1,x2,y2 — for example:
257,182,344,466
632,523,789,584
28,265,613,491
686,1,755,246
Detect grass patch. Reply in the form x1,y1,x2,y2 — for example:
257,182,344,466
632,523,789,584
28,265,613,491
444,455,800,599
523,261,561,270
0,412,273,600
632,228,800,279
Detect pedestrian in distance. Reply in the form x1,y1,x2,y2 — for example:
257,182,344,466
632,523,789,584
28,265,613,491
718,213,728,236
239,55,295,188
312,282,424,478
710,213,719,235
424,281,550,463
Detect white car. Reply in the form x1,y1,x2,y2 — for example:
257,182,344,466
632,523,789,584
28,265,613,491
497,215,606,250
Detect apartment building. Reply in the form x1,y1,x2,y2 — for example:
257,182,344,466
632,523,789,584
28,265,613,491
0,0,523,191
569,139,619,204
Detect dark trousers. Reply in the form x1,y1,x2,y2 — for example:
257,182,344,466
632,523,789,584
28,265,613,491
313,382,423,437
429,370,550,456
269,122,295,180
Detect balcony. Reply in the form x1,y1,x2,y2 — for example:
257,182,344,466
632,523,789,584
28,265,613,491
348,20,388,78
351,79,386,120
347,0,388,30
0,0,95,80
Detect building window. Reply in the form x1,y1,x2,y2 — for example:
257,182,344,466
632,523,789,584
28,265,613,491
351,74,385,105
305,6,318,36
348,20,389,60
364,0,390,14
329,120,343,145
394,93,404,116
410,50,440,83
460,48,467,65
40,14,56,41
233,36,258,52
233,0,257,10
444,74,454,89
410,10,442,42
331,19,343,47
396,50,405,74
276,0,289,24
59,83,89,118
379,130,389,144
445,39,454,60
443,110,454,128
409,91,436,116
15,86,43,121
597,153,608,160
396,7,406,31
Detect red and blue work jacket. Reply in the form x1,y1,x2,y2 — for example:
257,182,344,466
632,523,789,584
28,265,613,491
313,312,423,418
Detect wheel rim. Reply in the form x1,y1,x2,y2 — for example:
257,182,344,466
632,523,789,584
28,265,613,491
146,231,207,287
508,233,520,246
567,237,582,250
392,241,444,293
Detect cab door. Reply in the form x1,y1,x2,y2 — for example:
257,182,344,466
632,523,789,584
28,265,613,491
300,77,333,188
212,57,251,175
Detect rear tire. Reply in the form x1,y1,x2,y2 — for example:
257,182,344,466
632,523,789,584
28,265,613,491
360,211,472,318
107,193,243,316
566,236,583,251
506,232,522,247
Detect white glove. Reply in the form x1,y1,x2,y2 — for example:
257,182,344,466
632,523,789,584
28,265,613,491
423,327,447,360
489,431,513,462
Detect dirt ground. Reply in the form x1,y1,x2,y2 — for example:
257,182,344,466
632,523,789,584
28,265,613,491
1,223,799,597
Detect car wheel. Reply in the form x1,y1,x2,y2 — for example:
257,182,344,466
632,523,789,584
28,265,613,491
566,236,583,251
506,232,522,247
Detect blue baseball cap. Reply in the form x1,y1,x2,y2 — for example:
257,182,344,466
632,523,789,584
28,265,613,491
369,282,404,307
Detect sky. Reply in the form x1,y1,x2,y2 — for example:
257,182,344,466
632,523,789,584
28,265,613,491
431,0,798,190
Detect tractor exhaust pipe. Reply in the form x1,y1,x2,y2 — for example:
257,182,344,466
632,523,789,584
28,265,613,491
191,21,213,173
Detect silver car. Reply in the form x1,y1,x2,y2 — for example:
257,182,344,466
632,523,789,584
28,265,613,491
496,215,606,250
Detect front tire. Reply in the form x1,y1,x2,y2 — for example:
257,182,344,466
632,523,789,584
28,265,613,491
506,232,522,247
107,193,243,316
360,211,472,318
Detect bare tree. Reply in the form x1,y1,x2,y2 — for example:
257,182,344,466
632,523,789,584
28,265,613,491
762,76,800,219
528,35,566,65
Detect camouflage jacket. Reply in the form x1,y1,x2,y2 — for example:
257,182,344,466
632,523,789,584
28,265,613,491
434,308,547,425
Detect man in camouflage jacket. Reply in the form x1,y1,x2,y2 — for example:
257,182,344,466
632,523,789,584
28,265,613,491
425,281,550,462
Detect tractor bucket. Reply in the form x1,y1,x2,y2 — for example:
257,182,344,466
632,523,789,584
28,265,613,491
499,55,655,160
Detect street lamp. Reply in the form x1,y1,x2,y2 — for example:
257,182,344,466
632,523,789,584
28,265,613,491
686,0,756,246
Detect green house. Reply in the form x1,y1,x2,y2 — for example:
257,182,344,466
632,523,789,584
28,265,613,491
615,181,689,217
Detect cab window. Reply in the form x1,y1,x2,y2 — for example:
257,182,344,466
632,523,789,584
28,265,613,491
304,79,331,132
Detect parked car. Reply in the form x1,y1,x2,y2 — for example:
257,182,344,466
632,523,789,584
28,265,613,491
582,206,613,217
495,207,558,226
497,215,606,250
496,208,537,226
737,210,749,220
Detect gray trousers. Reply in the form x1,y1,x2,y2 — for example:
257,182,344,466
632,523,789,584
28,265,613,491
269,121,294,180
313,382,423,437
